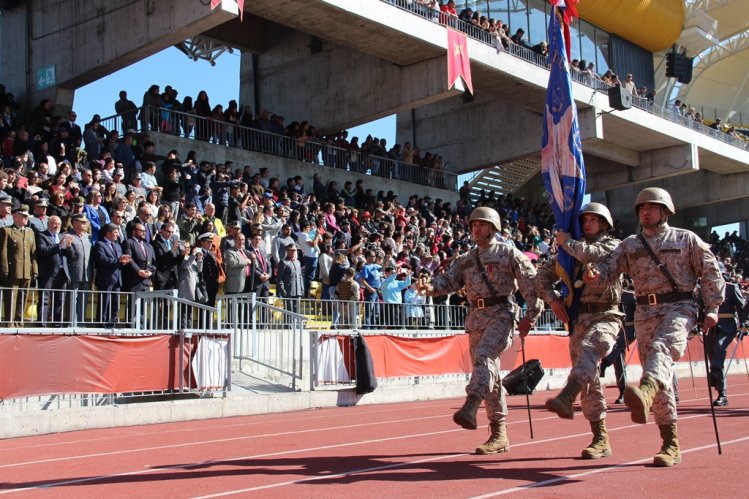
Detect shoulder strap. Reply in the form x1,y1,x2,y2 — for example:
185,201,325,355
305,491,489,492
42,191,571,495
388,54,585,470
474,248,500,298
637,233,678,292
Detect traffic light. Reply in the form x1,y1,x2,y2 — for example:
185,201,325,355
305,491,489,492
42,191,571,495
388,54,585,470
666,52,677,77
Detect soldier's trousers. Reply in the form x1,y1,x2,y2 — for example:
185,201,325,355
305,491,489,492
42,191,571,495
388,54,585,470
635,303,697,425
568,313,620,421
465,305,515,424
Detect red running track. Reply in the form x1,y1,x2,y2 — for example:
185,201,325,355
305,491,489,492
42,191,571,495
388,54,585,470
1,376,748,498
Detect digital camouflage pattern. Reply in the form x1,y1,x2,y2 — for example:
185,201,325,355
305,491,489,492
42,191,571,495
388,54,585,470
594,224,725,424
430,240,543,424
537,233,622,421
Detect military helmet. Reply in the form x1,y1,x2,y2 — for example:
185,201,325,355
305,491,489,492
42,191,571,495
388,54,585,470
469,207,502,231
634,187,675,215
580,202,613,228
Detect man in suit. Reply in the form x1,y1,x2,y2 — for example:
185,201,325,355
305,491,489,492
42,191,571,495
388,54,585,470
0,205,37,326
126,202,156,242
59,110,82,152
223,233,252,295
62,213,93,324
277,243,304,317
93,223,131,326
152,221,180,290
122,221,155,292
35,215,69,326
248,232,272,325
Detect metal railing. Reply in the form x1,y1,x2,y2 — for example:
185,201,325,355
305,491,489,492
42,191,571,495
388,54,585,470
99,106,459,191
383,0,749,152
218,293,307,390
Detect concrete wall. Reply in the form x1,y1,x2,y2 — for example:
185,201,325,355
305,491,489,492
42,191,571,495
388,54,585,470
152,132,459,206
1,0,235,113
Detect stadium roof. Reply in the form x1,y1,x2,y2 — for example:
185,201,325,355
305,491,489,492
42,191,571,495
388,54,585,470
670,0,749,124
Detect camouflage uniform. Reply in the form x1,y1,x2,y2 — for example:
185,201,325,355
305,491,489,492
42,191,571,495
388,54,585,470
430,240,542,424
537,234,622,421
595,223,724,424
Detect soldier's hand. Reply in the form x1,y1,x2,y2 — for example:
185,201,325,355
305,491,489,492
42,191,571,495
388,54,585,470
550,299,569,323
518,316,534,337
703,312,718,331
583,266,600,284
555,231,571,246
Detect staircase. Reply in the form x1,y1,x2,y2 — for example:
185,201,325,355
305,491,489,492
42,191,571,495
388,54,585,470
467,157,541,203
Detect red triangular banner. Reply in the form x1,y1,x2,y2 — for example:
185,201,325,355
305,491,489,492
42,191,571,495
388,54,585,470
446,29,473,95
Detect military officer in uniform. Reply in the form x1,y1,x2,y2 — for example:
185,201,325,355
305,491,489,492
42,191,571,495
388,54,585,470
537,203,622,460
585,187,724,467
707,273,747,406
0,205,37,326
418,207,542,455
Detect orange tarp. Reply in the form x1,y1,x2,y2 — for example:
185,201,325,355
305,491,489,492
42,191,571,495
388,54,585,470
0,335,190,399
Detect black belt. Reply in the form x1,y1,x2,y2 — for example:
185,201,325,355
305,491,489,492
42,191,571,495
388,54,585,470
636,291,693,306
469,296,509,309
579,302,618,314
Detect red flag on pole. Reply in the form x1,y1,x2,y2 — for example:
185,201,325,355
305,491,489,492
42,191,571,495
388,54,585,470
447,29,473,95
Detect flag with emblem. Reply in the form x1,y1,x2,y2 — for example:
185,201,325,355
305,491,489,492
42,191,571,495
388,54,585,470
447,29,473,95
541,2,586,315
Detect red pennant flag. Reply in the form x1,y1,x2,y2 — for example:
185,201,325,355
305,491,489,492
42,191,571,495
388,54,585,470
447,29,473,95
210,0,245,21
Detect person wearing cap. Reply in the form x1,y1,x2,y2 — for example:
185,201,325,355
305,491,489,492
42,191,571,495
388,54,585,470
197,232,220,308
62,212,94,322
28,198,49,234
0,205,37,326
0,192,15,228
418,207,542,455
536,203,622,460
277,243,304,317
585,187,725,467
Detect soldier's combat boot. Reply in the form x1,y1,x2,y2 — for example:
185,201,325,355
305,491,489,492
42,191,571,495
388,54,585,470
623,375,659,424
653,423,681,467
475,421,510,455
453,394,482,430
581,419,612,459
544,378,582,419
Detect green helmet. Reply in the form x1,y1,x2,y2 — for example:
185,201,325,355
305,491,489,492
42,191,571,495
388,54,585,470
469,207,502,231
634,187,675,215
580,202,613,228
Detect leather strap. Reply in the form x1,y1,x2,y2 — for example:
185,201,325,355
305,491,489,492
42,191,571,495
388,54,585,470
637,233,678,292
578,302,619,314
635,291,693,306
469,296,509,309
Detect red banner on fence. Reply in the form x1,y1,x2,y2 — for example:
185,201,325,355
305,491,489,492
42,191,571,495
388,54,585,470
0,335,191,399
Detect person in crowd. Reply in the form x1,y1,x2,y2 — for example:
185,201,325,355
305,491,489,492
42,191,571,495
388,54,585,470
152,221,180,290
93,222,131,326
62,213,93,323
35,214,68,326
122,220,155,293
538,203,622,460
584,187,724,467
177,240,204,328
224,232,252,295
277,243,305,316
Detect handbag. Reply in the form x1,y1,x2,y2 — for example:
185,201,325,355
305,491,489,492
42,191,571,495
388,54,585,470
195,279,209,304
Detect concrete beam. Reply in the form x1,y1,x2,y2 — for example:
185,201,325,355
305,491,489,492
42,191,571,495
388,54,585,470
669,198,749,239
0,0,236,113
243,30,461,132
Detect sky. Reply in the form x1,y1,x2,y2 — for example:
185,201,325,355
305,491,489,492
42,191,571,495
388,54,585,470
72,47,736,235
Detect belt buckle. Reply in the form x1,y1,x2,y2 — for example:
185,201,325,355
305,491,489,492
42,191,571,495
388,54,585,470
476,298,485,309
647,294,657,305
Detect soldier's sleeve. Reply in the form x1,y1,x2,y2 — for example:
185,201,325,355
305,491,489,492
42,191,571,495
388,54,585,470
534,257,561,304
30,234,37,275
691,234,725,315
596,239,629,284
512,249,544,321
563,237,619,264
0,228,8,276
429,252,466,297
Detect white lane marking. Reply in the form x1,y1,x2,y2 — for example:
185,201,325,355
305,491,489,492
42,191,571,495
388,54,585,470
469,436,749,498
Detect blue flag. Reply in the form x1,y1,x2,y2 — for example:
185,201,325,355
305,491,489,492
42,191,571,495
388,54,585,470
541,7,586,314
